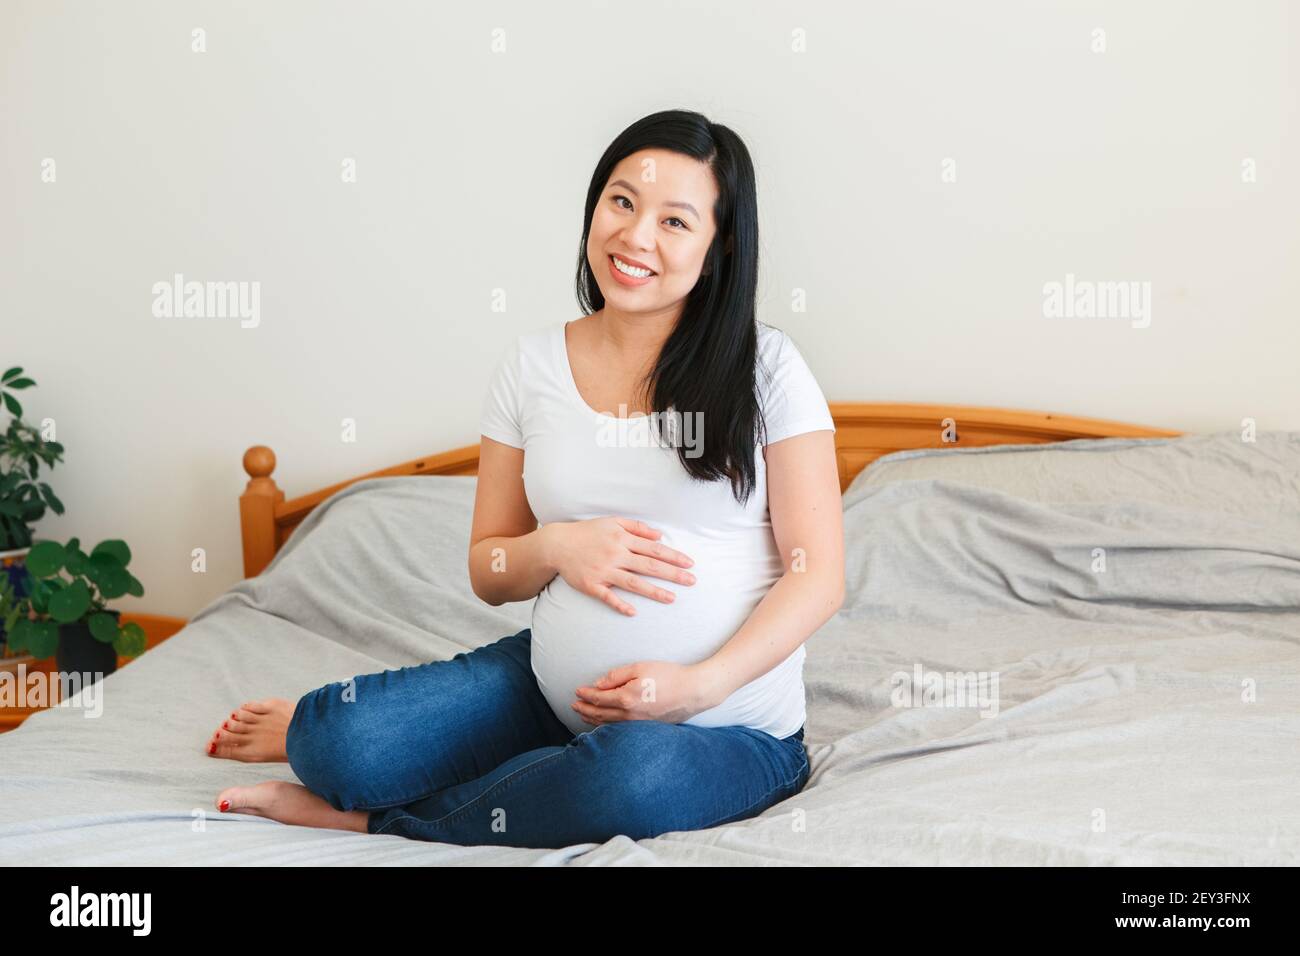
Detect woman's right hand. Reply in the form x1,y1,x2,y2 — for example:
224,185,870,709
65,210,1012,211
542,517,696,616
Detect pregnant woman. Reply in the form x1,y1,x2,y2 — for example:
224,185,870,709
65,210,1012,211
207,109,845,848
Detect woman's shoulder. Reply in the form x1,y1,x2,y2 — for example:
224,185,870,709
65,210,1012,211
482,323,566,404
490,321,565,367
753,322,835,443
757,320,822,359
756,320,787,348
515,321,565,352
754,321,810,384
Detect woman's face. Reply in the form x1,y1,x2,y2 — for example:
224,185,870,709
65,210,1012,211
586,148,720,311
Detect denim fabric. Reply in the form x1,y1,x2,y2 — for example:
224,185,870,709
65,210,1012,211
284,628,811,848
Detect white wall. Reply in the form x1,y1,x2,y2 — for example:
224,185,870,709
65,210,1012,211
3,0,1296,618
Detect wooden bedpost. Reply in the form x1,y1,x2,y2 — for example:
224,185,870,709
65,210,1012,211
240,445,284,578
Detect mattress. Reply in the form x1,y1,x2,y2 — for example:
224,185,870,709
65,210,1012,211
2,431,1298,865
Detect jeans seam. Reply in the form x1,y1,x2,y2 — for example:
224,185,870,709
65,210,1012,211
370,746,570,836
343,764,488,811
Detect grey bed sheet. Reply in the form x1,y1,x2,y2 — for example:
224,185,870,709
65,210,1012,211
2,431,1298,865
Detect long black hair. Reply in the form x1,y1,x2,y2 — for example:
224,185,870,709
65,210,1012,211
575,109,766,505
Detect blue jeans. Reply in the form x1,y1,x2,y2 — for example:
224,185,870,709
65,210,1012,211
284,628,811,848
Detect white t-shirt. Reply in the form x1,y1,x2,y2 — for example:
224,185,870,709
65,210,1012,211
479,319,835,739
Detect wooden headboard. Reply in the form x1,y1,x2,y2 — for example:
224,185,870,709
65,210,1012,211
238,402,1180,578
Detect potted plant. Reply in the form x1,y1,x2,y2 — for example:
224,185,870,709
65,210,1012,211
0,571,22,660
4,537,146,680
0,367,66,624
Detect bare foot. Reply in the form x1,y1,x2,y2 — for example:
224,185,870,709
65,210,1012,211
206,698,294,762
215,780,370,833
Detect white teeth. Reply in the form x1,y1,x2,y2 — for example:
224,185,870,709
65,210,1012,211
612,255,653,278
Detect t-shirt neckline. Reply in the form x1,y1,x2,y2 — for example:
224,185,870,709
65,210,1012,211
556,320,651,422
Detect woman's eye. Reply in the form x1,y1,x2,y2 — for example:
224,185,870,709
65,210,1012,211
611,195,686,229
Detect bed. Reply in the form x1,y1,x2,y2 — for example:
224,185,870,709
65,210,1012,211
3,403,1298,865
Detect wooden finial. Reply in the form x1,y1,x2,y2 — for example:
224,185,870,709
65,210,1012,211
243,445,277,480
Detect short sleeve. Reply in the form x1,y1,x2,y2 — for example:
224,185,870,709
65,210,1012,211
759,328,835,446
479,338,525,449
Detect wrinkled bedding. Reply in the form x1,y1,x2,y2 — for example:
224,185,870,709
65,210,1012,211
2,431,1297,865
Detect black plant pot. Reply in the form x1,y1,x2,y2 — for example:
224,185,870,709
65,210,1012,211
55,611,120,683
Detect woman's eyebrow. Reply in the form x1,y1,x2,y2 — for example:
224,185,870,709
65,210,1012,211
609,178,700,221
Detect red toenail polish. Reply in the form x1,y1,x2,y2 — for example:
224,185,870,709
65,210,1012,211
219,799,230,812
208,743,216,754
223,721,229,729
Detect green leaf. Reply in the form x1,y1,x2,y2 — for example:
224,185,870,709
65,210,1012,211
48,578,90,623
18,495,43,521
29,579,49,614
99,565,131,600
27,620,59,659
114,621,146,658
6,617,30,653
92,540,132,567
85,554,129,598
87,554,130,599
125,573,144,598
1,367,21,383
24,540,66,578
88,612,119,643
83,552,116,587
5,378,34,389
2,392,21,418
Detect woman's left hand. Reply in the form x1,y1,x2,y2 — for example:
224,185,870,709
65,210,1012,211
572,660,720,726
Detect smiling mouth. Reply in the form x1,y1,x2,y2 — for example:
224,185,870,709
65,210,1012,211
609,254,657,277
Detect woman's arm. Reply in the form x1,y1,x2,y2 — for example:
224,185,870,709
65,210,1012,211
467,436,558,605
570,428,845,725
695,429,845,705
468,436,697,608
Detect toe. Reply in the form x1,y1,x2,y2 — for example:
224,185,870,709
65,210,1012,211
217,782,284,819
216,786,250,814
242,700,273,714
210,731,241,758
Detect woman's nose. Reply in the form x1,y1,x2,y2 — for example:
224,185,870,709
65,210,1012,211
624,215,657,249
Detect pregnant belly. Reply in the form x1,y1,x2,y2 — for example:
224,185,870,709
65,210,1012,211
530,529,782,737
